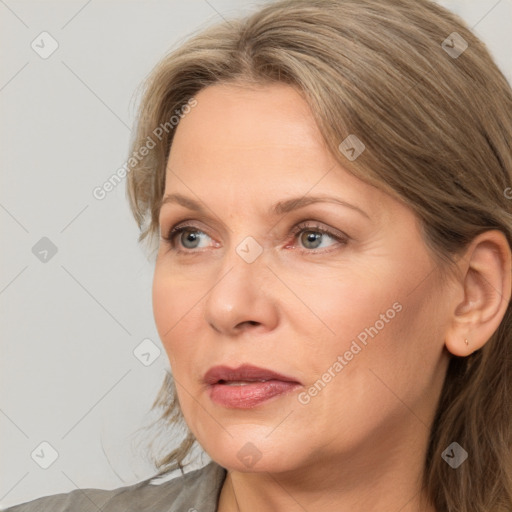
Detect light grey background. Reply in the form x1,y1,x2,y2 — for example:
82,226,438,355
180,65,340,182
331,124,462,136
1,0,511,508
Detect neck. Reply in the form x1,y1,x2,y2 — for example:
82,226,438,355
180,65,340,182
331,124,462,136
218,465,435,512
217,425,437,512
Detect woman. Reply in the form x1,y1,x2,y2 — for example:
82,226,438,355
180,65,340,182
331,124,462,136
6,0,512,510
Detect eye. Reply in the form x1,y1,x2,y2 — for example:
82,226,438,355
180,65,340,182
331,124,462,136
161,221,348,254
162,224,212,253
288,222,348,253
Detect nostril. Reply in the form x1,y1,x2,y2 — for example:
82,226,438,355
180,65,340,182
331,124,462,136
236,320,259,329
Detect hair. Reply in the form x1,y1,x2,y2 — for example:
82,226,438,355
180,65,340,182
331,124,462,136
125,0,512,510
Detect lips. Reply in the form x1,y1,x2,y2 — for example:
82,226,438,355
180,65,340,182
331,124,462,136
203,364,301,386
204,364,302,409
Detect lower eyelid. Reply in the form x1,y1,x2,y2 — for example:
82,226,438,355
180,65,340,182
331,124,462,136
164,225,347,252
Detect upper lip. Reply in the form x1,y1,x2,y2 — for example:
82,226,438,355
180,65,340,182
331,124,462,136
204,364,301,385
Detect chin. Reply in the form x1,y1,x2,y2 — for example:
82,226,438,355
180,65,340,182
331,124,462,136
214,453,293,474
202,435,303,474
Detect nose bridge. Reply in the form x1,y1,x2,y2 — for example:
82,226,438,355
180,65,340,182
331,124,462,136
213,233,269,304
218,205,269,266
203,234,278,334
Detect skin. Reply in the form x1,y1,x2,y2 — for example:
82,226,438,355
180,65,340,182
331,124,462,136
152,82,511,512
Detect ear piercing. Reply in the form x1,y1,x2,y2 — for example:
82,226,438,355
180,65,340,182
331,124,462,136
464,338,469,346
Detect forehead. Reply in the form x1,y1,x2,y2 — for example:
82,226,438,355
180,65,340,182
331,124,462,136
163,82,396,223
168,82,325,162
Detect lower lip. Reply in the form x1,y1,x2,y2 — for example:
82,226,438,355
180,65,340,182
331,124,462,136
208,380,300,408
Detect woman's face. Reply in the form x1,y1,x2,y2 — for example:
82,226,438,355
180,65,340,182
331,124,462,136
153,82,451,474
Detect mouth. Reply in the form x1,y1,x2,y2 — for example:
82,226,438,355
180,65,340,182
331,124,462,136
204,364,302,409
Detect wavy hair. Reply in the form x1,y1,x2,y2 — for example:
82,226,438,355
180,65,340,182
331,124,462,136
126,1,512,510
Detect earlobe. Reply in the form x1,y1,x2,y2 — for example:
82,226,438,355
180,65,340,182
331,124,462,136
444,230,512,358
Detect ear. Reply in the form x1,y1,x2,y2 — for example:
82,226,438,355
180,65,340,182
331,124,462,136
445,230,511,357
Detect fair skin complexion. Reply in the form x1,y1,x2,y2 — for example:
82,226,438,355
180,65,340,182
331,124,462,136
153,82,511,512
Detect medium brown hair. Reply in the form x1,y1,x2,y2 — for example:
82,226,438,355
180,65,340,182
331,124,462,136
126,1,512,510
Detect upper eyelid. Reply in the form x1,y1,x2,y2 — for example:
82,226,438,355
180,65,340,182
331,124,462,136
163,221,348,248
163,219,343,236
158,201,365,234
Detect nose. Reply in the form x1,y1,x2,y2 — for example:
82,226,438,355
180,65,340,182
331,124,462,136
203,252,280,337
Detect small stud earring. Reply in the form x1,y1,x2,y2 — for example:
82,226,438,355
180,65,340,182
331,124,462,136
464,338,469,346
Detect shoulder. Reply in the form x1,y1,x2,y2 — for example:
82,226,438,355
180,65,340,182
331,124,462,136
2,461,227,512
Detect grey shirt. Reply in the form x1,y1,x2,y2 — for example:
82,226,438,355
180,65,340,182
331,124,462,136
3,461,228,512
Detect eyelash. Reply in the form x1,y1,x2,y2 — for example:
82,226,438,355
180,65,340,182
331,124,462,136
161,221,348,255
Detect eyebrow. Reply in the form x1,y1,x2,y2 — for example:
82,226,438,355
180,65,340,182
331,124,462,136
159,193,370,219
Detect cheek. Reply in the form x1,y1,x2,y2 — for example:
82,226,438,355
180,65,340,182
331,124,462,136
318,277,444,431
152,265,196,368
300,261,440,404
298,270,403,357
152,265,207,428
152,267,170,345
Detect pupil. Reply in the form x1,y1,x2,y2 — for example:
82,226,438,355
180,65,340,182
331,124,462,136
183,231,198,248
303,231,321,248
